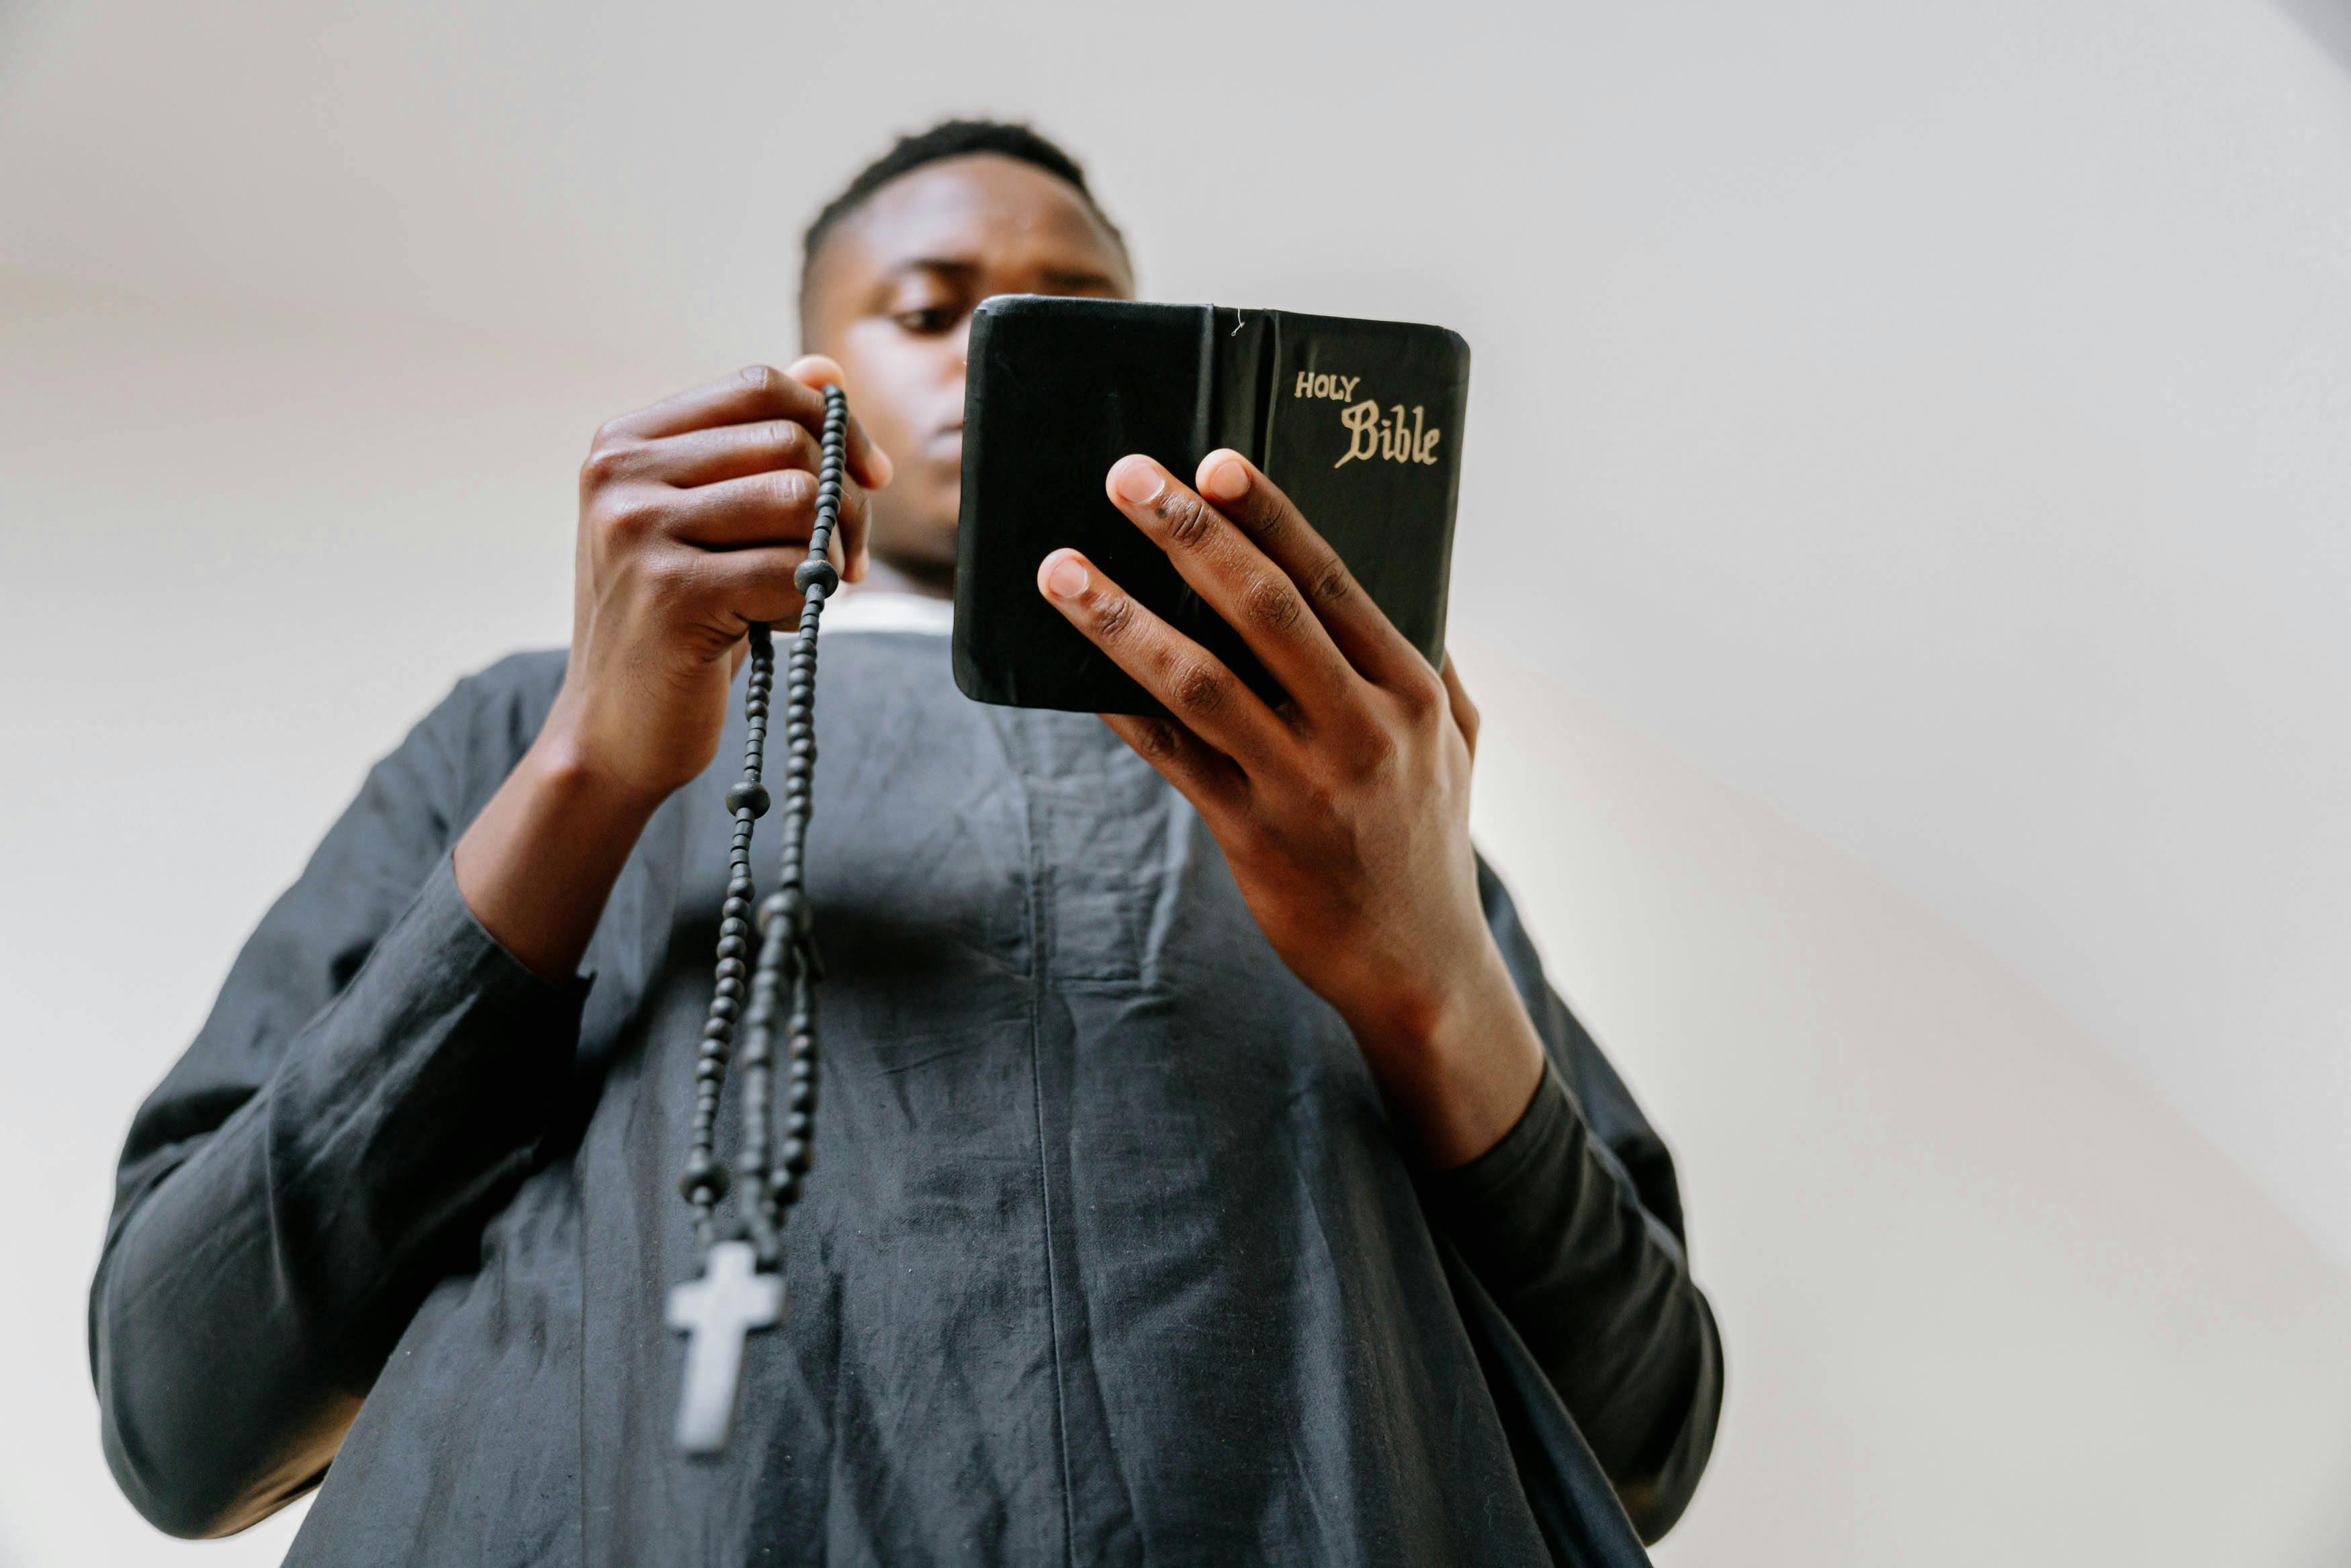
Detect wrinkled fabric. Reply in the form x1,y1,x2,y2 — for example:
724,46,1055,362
91,633,1721,1565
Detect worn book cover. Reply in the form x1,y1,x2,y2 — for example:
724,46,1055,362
953,295,1470,714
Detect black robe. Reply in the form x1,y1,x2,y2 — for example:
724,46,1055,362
90,628,1722,1565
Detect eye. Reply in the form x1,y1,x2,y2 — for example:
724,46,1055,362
892,305,961,335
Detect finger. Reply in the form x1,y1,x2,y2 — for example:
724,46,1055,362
1439,652,1480,762
637,418,822,489
1192,449,1423,686
601,365,822,441
785,355,893,493
777,358,881,578
776,359,879,576
658,466,872,565
613,420,872,584
1103,455,1358,717
1098,712,1247,821
600,362,892,489
1035,548,1288,770
630,465,870,575
664,544,819,633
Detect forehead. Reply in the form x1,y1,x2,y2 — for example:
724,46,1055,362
818,154,1127,288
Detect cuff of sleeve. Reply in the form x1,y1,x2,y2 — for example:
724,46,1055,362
433,847,598,1004
272,851,593,1297
1415,1062,1589,1289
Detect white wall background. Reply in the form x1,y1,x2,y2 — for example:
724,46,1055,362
2,2,2348,1563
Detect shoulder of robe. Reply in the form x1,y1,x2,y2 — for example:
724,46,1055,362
433,647,569,817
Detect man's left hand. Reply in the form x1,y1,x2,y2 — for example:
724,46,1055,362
1036,451,1546,1168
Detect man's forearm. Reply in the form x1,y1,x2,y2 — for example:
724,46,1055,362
453,728,665,983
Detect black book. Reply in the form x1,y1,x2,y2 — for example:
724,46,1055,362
952,295,1470,714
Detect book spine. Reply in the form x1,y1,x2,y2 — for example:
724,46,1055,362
1208,308,1279,473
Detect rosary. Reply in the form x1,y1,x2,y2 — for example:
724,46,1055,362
664,383,848,1456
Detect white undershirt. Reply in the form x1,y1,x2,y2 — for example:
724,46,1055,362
816,587,955,637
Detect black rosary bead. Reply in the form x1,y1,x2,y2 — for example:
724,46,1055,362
727,780,771,818
678,1150,729,1202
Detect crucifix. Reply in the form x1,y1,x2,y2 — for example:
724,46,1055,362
666,1239,786,1455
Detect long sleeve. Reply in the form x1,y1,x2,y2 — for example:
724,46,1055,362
1419,859,1725,1542
89,659,588,1538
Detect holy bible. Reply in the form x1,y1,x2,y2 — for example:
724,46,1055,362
953,295,1471,714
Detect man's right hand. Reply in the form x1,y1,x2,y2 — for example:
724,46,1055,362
547,357,892,806
453,357,891,982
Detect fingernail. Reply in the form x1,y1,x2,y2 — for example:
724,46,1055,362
1044,553,1091,598
870,445,895,487
1204,457,1249,503
1113,459,1163,506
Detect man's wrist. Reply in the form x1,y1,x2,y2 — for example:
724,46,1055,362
451,725,666,984
1344,929,1506,1056
519,721,672,827
1345,938,1548,1170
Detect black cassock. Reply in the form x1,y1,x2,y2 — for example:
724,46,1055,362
91,627,1722,1565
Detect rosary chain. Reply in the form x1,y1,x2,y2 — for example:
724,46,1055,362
678,383,845,1269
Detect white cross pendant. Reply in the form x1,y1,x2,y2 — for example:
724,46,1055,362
666,1240,785,1455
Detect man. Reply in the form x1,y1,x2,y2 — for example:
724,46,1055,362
91,121,1721,1565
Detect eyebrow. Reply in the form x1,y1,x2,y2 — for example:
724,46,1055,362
892,257,1122,291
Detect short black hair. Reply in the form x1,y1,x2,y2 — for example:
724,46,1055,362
799,118,1123,310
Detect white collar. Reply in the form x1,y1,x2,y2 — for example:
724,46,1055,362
818,587,955,637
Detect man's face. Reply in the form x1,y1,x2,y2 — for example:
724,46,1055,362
801,154,1135,591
